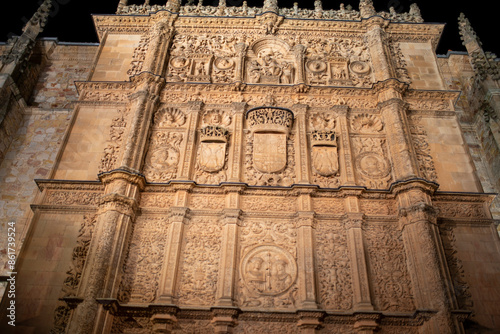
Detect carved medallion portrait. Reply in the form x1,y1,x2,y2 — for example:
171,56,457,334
241,245,297,296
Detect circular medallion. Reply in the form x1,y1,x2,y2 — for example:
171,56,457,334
214,57,234,70
170,56,189,69
241,245,297,296
306,59,327,73
349,61,371,75
356,152,390,178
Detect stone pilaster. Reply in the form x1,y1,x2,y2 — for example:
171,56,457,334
297,310,323,334
363,17,393,82
293,104,312,184
228,102,246,182
178,101,203,180
216,206,242,306
343,195,374,313
151,309,178,334
374,79,419,181
296,190,319,309
395,180,458,334
120,72,165,170
142,15,176,76
211,307,239,334
336,105,356,185
66,169,145,334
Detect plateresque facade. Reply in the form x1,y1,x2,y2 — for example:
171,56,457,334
1,0,500,333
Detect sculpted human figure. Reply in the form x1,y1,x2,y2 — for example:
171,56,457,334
247,257,265,292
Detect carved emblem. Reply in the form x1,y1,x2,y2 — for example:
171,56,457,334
311,131,339,177
198,126,228,172
246,107,294,174
144,132,183,182
350,113,383,133
246,38,295,84
241,245,297,296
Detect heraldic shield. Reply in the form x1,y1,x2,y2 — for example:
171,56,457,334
312,145,339,176
253,132,287,173
199,141,226,172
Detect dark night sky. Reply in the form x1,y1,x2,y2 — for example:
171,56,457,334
0,0,497,56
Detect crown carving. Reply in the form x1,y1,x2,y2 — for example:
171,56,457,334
200,125,229,143
246,107,294,134
311,130,336,146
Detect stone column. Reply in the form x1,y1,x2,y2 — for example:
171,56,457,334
120,72,165,170
395,180,458,334
177,101,203,180
296,190,319,310
227,102,246,182
374,80,419,181
66,169,145,334
293,104,312,184
336,105,356,185
233,43,247,87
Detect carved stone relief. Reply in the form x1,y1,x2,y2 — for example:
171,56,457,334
304,37,373,87
167,34,241,83
118,217,169,303
238,220,297,309
439,226,473,311
172,319,214,333
143,131,184,182
153,107,187,128
111,317,152,334
52,214,97,334
245,38,295,84
177,218,222,306
352,137,392,188
363,223,415,312
195,109,232,184
244,107,295,186
350,113,384,133
99,108,128,173
409,116,438,182
234,321,298,333
315,221,353,310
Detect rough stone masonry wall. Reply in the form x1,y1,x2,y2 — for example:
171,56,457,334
0,42,97,297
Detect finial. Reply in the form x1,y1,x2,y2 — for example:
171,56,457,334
263,0,279,13
314,0,323,11
458,13,482,53
409,3,423,22
359,0,376,18
117,0,128,13
24,0,53,35
166,0,181,12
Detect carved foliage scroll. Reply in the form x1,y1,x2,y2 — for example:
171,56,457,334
409,116,438,182
352,137,392,188
177,218,222,306
315,222,353,310
364,223,415,312
118,217,169,303
52,214,97,334
99,108,128,173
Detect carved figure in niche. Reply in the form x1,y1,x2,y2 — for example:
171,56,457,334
202,109,232,127
246,46,294,84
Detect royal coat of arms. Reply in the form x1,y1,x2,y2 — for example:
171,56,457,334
198,125,228,173
311,131,339,177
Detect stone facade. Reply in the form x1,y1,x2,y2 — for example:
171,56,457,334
1,0,500,333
